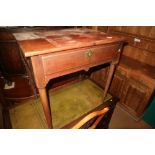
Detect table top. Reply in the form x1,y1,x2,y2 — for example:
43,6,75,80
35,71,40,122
13,28,125,57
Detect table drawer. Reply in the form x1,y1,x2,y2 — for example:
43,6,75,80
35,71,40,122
41,44,120,76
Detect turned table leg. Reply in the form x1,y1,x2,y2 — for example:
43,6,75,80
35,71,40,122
38,88,53,128
103,62,115,100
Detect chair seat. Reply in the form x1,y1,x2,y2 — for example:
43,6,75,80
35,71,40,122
117,55,155,88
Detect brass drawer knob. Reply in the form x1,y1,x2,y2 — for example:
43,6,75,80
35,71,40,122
86,49,93,58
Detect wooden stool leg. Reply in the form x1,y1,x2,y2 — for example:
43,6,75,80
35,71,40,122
38,88,53,128
103,63,115,100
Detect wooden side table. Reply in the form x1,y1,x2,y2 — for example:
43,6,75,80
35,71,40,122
13,28,124,128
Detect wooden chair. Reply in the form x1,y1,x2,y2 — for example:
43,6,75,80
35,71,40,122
72,107,110,129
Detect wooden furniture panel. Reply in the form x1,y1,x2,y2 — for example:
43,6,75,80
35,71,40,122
109,71,154,118
109,26,155,39
105,26,155,119
121,79,152,117
108,29,155,53
0,42,26,75
90,67,108,87
89,44,120,64
109,56,155,118
118,55,155,87
42,48,90,76
41,43,120,78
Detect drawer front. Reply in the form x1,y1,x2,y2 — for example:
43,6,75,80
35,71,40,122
41,44,120,76
42,49,90,75
89,44,120,64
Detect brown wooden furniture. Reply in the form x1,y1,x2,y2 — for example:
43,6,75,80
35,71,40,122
108,26,155,119
13,28,124,128
0,27,36,104
72,107,109,129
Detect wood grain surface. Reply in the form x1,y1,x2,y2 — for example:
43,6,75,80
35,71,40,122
13,28,125,57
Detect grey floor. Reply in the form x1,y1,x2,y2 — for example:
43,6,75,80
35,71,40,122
109,104,151,129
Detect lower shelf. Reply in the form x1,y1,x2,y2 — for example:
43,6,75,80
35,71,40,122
9,79,112,129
